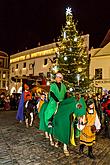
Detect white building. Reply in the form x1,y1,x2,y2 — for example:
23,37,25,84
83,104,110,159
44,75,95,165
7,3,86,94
10,42,58,94
89,29,110,93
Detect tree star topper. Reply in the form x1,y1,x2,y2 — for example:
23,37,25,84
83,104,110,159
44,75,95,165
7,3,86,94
66,7,72,16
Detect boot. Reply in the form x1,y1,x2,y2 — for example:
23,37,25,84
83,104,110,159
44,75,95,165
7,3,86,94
79,144,85,154
88,146,95,159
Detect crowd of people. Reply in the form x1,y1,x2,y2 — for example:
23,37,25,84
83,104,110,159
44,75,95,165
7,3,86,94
1,72,110,159
0,93,20,111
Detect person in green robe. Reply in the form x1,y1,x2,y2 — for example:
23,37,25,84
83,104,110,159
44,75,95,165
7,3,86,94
44,72,67,127
39,74,86,156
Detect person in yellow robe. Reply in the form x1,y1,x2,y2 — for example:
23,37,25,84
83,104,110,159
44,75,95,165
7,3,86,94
79,98,101,159
37,92,49,138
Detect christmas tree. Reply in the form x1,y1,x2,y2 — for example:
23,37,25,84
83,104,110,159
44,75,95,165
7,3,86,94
56,7,89,92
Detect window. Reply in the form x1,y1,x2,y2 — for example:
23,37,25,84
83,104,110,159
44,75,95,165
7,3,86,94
29,63,33,70
2,81,6,88
12,67,14,73
0,59,3,67
53,57,56,63
3,72,6,79
44,59,48,65
16,64,18,69
95,68,102,79
23,62,26,68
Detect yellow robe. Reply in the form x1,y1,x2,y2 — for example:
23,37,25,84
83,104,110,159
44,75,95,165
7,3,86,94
38,100,45,113
80,108,96,146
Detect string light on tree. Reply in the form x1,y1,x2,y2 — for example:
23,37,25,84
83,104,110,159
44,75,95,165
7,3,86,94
64,56,67,61
74,37,78,42
69,47,72,52
64,31,66,39
69,87,73,92
77,74,80,86
78,67,82,72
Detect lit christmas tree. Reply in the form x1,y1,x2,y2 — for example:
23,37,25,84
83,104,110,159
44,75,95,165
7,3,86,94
56,7,89,92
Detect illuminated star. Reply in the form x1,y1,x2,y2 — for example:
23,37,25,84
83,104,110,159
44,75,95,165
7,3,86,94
66,7,72,16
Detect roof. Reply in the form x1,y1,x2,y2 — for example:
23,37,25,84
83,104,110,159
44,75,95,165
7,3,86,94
94,42,110,57
100,29,110,48
0,51,8,57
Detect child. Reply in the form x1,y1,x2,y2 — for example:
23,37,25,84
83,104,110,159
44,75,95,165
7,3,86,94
79,98,101,159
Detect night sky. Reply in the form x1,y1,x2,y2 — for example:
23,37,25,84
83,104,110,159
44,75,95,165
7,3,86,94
0,0,110,55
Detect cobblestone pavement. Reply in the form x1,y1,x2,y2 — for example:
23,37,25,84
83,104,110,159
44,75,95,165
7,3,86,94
0,111,110,165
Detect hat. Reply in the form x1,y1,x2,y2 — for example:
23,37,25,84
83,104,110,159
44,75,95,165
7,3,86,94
87,99,94,107
56,72,63,79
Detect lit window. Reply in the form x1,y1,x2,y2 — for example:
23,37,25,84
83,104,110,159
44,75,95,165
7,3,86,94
95,68,102,79
3,72,6,79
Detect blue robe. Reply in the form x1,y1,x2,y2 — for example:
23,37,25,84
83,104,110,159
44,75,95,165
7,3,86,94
16,92,24,121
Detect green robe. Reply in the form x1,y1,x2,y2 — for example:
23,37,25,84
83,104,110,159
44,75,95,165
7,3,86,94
39,96,86,144
39,102,52,134
44,82,66,126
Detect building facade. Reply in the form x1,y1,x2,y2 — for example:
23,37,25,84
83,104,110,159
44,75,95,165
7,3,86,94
0,51,9,94
10,34,89,94
90,42,110,93
10,43,58,94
